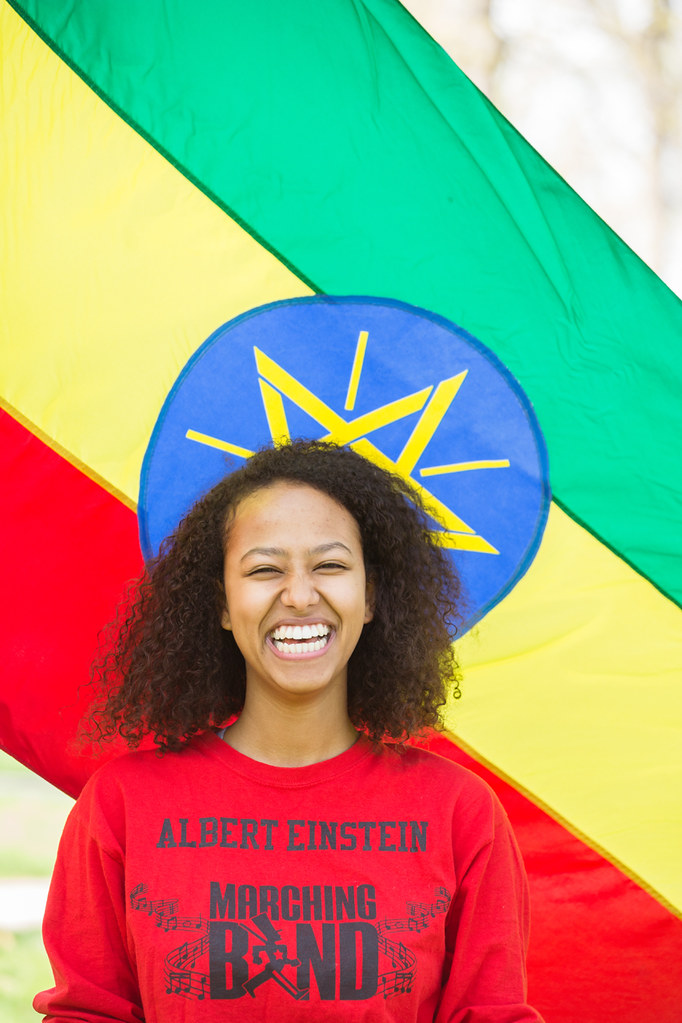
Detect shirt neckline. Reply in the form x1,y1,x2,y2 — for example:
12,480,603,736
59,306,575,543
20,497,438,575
197,729,375,789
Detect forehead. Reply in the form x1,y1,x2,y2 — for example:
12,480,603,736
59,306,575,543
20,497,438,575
226,482,362,551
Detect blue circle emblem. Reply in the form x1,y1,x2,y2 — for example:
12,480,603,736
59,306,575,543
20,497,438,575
139,296,550,632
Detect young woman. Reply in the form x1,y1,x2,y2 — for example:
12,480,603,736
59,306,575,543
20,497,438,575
35,440,543,1022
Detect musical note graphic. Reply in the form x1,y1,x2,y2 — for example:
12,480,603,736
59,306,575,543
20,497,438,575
166,970,191,994
153,899,180,925
129,882,149,912
377,887,452,999
129,883,210,1001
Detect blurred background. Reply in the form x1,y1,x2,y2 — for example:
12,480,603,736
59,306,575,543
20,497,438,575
402,0,682,297
2,0,680,1018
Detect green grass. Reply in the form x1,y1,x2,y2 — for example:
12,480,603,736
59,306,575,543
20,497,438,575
0,752,72,877
0,752,71,1019
0,930,54,1023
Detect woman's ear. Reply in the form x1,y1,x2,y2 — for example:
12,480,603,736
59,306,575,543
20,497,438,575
364,577,375,624
221,606,232,631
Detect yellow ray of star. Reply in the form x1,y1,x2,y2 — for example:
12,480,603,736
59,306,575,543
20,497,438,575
421,459,510,475
344,330,369,412
396,371,468,476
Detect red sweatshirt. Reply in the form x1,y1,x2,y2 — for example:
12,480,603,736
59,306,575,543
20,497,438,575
35,733,543,1022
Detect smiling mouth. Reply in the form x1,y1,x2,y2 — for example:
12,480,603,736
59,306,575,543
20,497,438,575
269,623,332,654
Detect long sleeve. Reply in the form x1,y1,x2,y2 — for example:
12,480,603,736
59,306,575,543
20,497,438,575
435,788,543,1023
34,793,143,1022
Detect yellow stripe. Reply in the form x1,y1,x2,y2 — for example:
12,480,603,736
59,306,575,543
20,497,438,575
3,3,681,916
448,731,682,921
446,502,682,913
0,4,311,502
0,396,136,511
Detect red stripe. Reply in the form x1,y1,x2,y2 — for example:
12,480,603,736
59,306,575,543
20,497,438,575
419,734,682,1022
1,408,143,795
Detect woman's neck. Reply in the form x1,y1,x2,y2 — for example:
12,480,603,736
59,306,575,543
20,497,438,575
222,694,358,767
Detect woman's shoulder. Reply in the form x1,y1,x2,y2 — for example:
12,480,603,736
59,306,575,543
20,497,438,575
78,731,217,803
386,741,514,844
64,733,219,852
376,739,500,805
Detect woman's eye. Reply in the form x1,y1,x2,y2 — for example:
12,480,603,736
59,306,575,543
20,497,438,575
316,561,346,571
248,566,281,576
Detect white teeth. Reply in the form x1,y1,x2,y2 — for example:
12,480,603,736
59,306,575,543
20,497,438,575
271,624,331,642
272,637,328,653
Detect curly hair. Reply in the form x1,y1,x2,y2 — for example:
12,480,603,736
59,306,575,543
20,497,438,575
91,440,463,751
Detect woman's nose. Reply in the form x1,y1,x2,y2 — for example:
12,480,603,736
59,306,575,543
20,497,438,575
281,571,318,609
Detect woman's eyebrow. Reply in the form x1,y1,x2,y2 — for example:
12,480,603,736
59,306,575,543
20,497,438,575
240,541,353,563
240,546,287,562
308,542,353,556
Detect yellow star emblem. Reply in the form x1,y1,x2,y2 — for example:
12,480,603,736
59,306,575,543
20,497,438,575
185,331,509,554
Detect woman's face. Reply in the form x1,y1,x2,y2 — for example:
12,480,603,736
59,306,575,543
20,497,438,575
221,482,373,707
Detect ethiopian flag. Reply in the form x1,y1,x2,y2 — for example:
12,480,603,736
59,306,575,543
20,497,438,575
2,2,681,1018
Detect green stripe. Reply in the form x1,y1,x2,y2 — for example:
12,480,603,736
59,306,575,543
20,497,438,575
14,0,682,603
